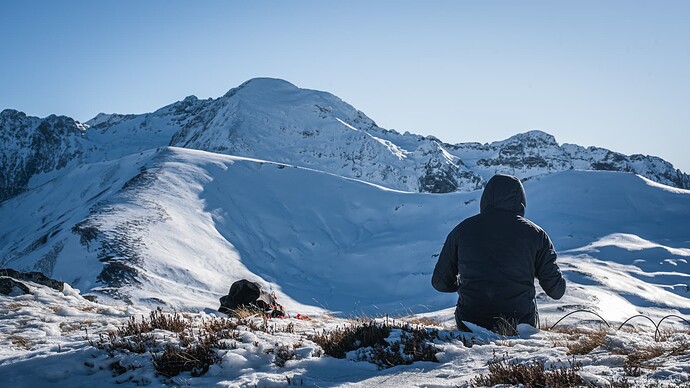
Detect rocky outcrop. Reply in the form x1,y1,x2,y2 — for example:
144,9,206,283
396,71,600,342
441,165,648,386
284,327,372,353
0,109,93,202
0,277,31,295
0,268,65,292
443,130,690,189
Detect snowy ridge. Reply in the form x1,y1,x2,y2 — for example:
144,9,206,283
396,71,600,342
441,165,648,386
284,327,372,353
0,150,689,386
2,147,689,322
1,147,690,386
2,78,689,204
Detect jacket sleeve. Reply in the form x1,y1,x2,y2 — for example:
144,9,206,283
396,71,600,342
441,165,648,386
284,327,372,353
432,231,460,293
535,232,566,299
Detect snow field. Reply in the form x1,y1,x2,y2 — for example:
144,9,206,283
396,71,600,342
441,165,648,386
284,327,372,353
2,146,690,385
2,279,689,386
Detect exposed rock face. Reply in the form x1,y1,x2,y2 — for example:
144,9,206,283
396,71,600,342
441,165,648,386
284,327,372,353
1,78,688,204
0,110,93,202
0,277,31,295
441,130,690,189
0,268,65,292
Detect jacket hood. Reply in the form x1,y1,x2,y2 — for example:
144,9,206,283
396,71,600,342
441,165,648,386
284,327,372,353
480,174,526,216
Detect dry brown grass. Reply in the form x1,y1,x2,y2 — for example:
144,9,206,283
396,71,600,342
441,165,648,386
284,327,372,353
472,352,583,387
60,320,96,333
90,308,306,377
225,305,262,319
309,320,439,368
623,345,664,377
6,302,28,311
668,338,690,356
16,318,31,328
60,321,81,333
78,304,98,313
118,308,187,336
152,344,217,377
548,326,608,355
404,316,442,327
9,335,31,349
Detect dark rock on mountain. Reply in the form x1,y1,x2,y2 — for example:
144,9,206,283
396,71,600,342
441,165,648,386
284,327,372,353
0,109,93,202
0,277,31,295
0,268,64,292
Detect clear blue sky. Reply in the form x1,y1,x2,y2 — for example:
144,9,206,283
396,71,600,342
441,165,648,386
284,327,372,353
2,1,689,172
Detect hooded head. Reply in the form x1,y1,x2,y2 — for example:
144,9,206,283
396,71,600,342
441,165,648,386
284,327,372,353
480,174,526,216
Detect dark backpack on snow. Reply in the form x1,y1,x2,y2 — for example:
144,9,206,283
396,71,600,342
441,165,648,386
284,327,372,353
219,279,286,318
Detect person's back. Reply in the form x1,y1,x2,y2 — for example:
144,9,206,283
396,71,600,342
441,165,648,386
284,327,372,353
432,174,566,333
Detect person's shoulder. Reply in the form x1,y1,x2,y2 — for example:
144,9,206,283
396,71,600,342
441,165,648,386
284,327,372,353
517,215,547,235
459,213,483,228
449,214,481,235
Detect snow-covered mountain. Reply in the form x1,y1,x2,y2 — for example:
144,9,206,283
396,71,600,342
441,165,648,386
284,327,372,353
1,146,689,321
2,80,690,385
0,110,94,202
1,78,688,205
1,77,690,316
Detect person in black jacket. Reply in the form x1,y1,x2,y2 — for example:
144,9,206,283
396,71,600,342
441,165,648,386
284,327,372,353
432,174,566,334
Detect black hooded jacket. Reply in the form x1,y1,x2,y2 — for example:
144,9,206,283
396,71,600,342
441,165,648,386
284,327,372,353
432,174,566,331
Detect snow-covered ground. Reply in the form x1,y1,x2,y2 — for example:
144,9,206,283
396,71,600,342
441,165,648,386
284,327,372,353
2,147,690,386
2,279,689,387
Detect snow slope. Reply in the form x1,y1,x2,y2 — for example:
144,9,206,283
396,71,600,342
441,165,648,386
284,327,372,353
2,147,689,326
2,146,690,387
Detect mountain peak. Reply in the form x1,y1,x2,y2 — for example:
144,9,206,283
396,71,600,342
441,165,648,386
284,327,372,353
0,109,27,120
509,130,558,144
223,77,299,98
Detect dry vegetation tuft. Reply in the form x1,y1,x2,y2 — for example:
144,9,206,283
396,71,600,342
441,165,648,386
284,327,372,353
549,326,609,355
9,335,32,350
473,351,583,387
309,320,440,368
404,316,442,327
152,344,217,377
224,305,263,319
89,308,301,378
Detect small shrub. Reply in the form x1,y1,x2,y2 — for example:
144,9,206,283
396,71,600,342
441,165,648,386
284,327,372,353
9,335,31,350
567,329,607,355
309,321,440,368
93,331,157,354
118,308,187,336
669,338,690,356
152,344,218,377
109,361,127,376
548,326,608,355
200,316,239,334
272,343,297,367
610,376,633,388
623,355,643,377
623,345,664,377
310,321,391,358
473,352,583,387
92,309,246,377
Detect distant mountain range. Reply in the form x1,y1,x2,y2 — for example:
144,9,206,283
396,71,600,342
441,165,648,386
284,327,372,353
2,77,688,204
